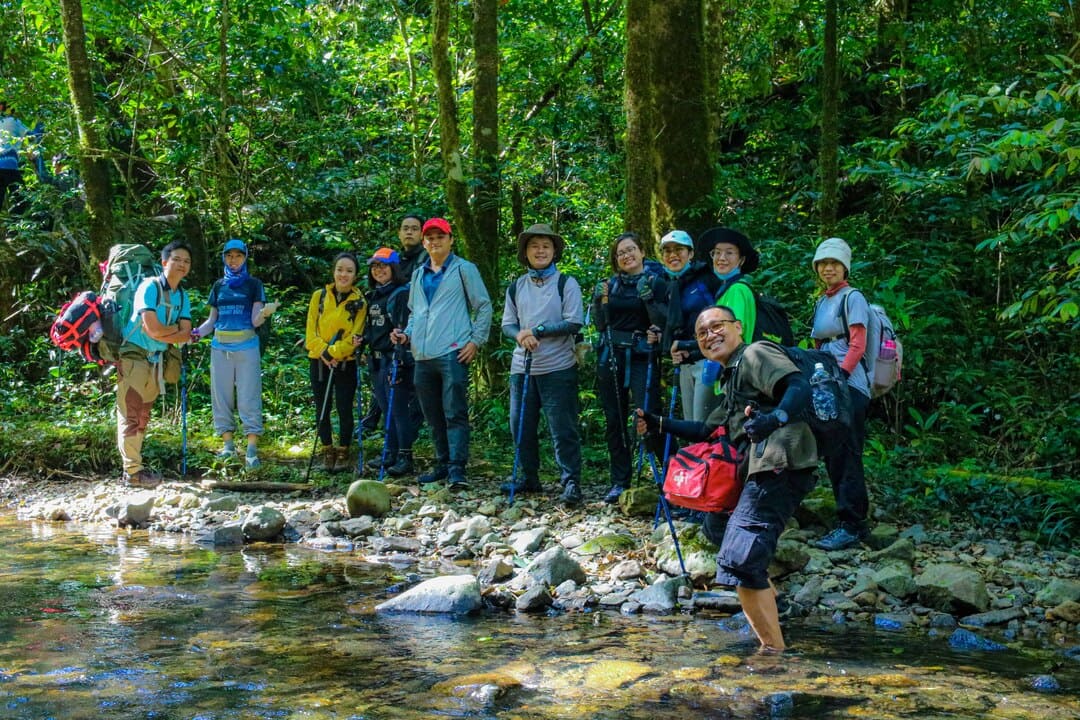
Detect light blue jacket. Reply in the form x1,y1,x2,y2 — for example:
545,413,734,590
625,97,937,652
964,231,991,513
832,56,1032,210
405,255,492,360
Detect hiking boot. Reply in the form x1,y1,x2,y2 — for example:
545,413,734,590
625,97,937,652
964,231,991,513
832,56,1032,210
386,451,414,477
500,476,542,494
815,526,863,551
603,484,627,505
419,465,449,484
365,455,389,472
334,446,352,473
321,445,337,472
124,469,162,489
448,467,468,489
559,481,583,507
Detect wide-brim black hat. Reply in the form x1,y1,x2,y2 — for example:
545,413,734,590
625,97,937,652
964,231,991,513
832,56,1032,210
697,227,759,274
517,223,565,266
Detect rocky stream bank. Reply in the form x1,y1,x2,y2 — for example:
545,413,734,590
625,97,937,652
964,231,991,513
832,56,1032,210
2,473,1078,675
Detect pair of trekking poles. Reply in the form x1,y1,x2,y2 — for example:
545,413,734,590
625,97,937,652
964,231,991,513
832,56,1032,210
304,332,405,484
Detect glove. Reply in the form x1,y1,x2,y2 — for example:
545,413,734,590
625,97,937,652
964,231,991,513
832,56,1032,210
637,276,654,301
634,409,662,437
744,411,784,443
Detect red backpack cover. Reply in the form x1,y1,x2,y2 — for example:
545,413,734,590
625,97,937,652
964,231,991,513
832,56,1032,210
49,290,106,365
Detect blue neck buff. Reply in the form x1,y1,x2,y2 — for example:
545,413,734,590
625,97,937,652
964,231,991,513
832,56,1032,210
224,257,250,289
713,267,741,282
527,263,557,282
665,263,691,280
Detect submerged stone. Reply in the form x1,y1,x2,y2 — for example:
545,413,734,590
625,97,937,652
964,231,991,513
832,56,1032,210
948,627,1006,652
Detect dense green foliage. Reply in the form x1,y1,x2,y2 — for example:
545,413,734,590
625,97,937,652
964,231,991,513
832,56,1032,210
0,0,1076,533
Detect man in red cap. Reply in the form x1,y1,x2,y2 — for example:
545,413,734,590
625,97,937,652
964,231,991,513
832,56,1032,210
391,217,492,488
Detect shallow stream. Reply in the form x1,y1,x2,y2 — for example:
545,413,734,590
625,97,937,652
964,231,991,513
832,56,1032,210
1,515,1077,719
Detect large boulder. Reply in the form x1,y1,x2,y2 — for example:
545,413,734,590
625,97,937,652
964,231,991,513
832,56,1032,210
242,505,286,541
524,545,586,586
375,575,482,614
618,485,659,517
916,563,990,614
346,479,392,518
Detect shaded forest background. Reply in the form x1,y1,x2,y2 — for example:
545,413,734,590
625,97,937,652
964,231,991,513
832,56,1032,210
0,0,1077,529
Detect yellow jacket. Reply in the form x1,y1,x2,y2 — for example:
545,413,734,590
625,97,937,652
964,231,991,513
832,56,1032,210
305,284,367,361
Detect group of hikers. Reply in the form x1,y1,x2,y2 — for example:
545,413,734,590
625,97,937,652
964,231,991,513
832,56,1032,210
109,213,878,654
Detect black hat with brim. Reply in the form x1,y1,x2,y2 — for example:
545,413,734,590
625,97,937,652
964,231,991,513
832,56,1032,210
697,227,760,274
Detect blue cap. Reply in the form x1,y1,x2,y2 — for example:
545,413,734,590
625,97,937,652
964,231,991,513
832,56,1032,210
660,230,693,249
223,238,248,255
367,247,401,265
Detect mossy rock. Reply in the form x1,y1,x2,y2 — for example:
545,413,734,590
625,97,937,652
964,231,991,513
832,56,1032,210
578,533,638,555
346,479,392,518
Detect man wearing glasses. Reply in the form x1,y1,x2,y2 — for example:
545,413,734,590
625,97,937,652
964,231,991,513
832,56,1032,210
638,305,816,653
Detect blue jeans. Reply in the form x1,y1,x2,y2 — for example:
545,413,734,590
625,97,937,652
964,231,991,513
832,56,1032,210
370,354,417,459
413,352,470,470
509,366,582,487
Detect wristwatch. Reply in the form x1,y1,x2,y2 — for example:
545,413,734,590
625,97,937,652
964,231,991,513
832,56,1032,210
534,324,546,338
774,409,789,426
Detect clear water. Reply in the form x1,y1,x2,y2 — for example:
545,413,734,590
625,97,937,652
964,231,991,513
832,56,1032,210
0,514,1077,719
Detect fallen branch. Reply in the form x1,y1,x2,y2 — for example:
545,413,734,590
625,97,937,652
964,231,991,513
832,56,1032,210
203,480,313,493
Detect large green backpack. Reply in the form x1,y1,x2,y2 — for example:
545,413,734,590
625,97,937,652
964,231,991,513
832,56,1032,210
96,244,160,361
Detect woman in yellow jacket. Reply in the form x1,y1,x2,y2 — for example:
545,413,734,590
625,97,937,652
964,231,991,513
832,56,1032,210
305,252,368,472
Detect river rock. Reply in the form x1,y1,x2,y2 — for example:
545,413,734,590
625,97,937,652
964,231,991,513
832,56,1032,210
346,479,392,518
631,576,685,614
866,523,900,550
340,517,375,538
873,563,917,599
948,627,1006,652
691,590,742,614
515,584,553,614
916,563,990,614
1046,601,1080,624
525,545,586,586
477,557,514,585
577,533,637,555
960,606,1026,627
769,538,810,577
609,559,643,581
1035,578,1080,606
241,505,286,541
509,526,547,555
793,576,824,606
874,611,916,630
464,515,492,540
868,538,915,565
196,523,244,546
617,485,658,517
285,509,320,537
375,574,482,614
205,495,240,512
115,491,155,528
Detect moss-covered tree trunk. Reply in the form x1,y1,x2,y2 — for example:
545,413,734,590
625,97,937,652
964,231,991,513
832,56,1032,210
59,0,114,265
819,0,840,234
625,0,711,250
471,0,500,294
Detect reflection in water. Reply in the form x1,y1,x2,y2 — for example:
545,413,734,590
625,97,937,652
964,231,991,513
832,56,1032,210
0,514,1076,719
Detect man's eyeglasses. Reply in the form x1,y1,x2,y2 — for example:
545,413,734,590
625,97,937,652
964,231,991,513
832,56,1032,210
695,319,738,341
710,249,740,260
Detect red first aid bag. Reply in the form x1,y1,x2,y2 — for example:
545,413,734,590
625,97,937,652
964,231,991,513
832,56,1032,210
663,425,743,512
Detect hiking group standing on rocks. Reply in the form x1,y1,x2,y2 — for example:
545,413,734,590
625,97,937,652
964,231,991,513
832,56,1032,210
52,215,917,654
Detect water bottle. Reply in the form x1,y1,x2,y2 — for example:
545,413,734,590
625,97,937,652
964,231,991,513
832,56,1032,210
879,338,898,361
810,362,838,421
88,321,104,343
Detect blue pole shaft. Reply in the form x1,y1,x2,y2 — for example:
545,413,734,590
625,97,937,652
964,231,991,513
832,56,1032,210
378,356,399,483
654,365,680,528
634,350,656,480
647,450,688,577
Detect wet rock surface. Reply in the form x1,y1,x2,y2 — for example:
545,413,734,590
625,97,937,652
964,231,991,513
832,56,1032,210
2,473,1078,656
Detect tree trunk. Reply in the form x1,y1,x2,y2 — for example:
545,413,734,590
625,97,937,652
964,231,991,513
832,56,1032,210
432,0,474,244
624,0,653,241
471,0,500,294
819,0,840,234
58,0,114,265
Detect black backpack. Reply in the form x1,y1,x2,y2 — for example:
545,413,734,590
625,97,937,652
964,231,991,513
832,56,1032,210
726,341,853,458
715,277,795,346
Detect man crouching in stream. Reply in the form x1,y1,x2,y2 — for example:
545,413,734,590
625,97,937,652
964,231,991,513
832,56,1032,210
636,305,817,653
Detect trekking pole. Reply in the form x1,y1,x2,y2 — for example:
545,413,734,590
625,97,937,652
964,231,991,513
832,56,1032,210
377,349,400,483
646,449,689,578
355,354,365,475
654,365,681,528
506,350,533,506
634,347,657,482
305,330,343,483
180,344,189,477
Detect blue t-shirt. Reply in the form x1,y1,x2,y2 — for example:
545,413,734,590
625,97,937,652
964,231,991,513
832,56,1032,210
127,276,192,356
208,277,265,351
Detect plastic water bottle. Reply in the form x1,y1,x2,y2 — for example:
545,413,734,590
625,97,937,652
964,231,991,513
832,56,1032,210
879,338,897,361
810,362,837,421
88,321,104,343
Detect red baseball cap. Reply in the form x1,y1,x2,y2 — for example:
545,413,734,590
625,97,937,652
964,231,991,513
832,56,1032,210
422,217,452,236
